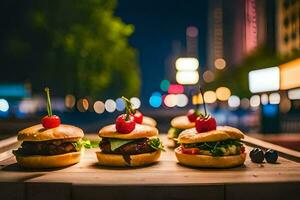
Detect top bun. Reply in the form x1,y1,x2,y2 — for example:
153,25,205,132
142,116,157,127
170,116,195,129
18,124,84,142
178,126,244,144
99,124,158,139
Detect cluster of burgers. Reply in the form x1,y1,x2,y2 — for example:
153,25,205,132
13,88,246,169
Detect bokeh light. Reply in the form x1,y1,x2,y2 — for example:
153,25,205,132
77,98,88,112
203,70,215,83
19,99,37,114
0,99,9,112
176,71,199,85
250,95,260,107
203,91,217,103
130,97,141,109
164,94,177,107
65,94,76,109
149,95,162,108
168,84,184,94
115,98,126,111
175,57,199,71
216,87,231,101
280,98,291,113
93,101,105,114
186,26,198,37
288,88,300,100
241,98,250,109
177,94,189,107
261,94,269,105
160,79,170,92
269,93,280,104
228,95,240,108
192,94,203,104
105,99,116,112
214,58,226,70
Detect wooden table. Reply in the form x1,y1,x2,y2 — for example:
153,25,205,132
0,135,299,200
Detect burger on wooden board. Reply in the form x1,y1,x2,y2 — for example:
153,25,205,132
96,97,164,167
175,88,246,168
14,88,90,168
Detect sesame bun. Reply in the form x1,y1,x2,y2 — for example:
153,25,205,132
175,148,246,168
142,116,157,127
18,124,84,142
170,116,195,129
96,151,161,167
99,124,158,139
15,151,82,168
178,126,244,144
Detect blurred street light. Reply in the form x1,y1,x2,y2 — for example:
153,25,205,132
261,94,269,105
248,67,280,93
0,99,9,112
280,58,300,90
216,87,231,101
105,99,116,113
203,70,215,83
176,71,199,85
228,95,240,108
250,95,260,107
175,57,199,85
93,101,105,114
269,93,280,104
175,57,199,71
203,91,217,103
288,88,300,100
214,58,226,70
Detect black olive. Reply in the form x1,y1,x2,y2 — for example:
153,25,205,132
250,148,264,163
265,149,278,163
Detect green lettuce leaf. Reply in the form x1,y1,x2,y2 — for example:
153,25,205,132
148,138,165,151
72,139,98,151
108,138,133,151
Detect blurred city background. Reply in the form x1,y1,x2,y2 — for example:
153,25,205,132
0,0,300,150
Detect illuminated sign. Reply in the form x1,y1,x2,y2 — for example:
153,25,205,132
175,57,199,85
175,57,199,71
248,67,280,93
280,58,300,90
0,84,30,98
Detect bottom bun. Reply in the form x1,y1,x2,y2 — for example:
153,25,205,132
96,151,161,167
16,151,81,168
175,148,246,168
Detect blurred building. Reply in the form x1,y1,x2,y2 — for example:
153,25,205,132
206,0,276,70
276,0,300,55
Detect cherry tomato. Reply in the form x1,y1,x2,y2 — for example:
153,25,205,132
42,115,61,129
180,147,200,155
187,109,198,122
195,115,217,133
115,114,136,134
132,111,143,124
240,146,245,153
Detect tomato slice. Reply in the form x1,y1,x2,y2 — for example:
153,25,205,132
180,147,200,155
240,146,245,153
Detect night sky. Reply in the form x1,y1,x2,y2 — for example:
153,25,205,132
115,0,208,101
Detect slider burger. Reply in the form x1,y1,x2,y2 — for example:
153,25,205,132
13,88,86,168
175,118,246,168
96,97,164,167
167,109,200,147
15,124,85,168
142,116,157,127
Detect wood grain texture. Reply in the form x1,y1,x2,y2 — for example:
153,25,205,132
0,134,299,200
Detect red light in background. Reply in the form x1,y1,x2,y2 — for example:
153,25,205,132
168,84,184,94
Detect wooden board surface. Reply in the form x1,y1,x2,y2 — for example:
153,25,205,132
0,134,299,200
